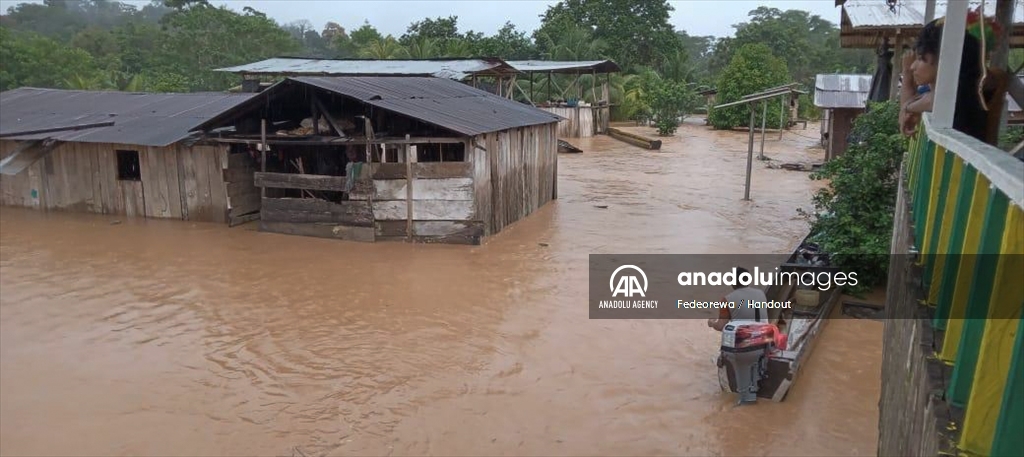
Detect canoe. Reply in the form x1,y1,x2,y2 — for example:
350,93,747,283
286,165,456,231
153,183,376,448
558,139,583,153
717,235,844,402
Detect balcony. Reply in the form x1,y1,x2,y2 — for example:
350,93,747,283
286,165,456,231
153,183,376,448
894,106,1023,455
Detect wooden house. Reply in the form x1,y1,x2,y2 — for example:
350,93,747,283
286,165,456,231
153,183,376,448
814,74,872,160
192,76,563,245
0,88,260,224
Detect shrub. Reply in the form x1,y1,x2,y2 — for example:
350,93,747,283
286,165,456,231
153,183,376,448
708,43,790,130
646,80,699,136
804,100,905,295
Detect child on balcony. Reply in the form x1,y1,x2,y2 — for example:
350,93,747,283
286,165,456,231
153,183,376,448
899,10,1002,145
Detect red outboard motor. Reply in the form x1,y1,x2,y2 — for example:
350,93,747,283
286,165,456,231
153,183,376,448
717,321,782,403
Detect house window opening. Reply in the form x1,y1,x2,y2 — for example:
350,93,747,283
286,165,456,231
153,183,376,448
116,150,141,181
417,143,465,162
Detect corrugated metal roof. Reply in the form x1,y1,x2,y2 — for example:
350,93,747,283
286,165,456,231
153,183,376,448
814,74,872,109
214,57,516,80
195,76,562,137
506,60,621,74
842,0,1024,28
0,88,255,146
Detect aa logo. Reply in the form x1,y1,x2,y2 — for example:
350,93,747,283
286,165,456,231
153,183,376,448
610,265,648,298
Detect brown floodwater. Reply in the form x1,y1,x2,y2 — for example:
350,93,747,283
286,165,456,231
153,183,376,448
0,121,882,457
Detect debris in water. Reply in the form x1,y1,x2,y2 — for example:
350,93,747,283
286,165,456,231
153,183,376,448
110,220,122,225
538,243,549,247
594,205,608,209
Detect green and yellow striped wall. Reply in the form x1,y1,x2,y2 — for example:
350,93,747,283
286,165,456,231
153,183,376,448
906,127,1024,457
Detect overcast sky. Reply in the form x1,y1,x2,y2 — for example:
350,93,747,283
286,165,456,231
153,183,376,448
0,0,844,38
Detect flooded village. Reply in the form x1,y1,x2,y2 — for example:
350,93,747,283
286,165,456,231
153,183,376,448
0,116,884,456
2,1,1022,456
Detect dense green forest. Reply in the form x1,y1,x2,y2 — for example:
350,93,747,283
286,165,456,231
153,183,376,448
0,0,876,127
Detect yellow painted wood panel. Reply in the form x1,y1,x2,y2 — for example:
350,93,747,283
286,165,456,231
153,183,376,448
929,159,964,303
940,173,992,362
959,206,1024,455
921,146,948,257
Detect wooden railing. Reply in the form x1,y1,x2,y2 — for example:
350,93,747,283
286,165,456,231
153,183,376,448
904,113,1024,456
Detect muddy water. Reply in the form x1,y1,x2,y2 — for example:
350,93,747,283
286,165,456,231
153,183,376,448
0,122,881,456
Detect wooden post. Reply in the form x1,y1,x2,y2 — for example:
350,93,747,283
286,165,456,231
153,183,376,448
993,0,1016,139
311,97,320,135
933,0,969,129
759,99,768,160
745,104,755,201
405,134,414,240
547,72,552,102
889,34,903,101
530,75,534,104
779,94,786,140
260,119,267,199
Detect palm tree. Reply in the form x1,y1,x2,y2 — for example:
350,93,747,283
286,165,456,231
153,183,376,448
359,36,408,59
405,36,440,59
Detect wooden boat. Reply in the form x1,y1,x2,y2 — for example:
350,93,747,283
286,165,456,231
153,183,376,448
558,139,583,153
717,235,844,402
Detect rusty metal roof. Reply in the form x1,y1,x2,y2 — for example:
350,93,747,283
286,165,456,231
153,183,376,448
506,60,621,74
0,88,256,146
814,74,872,109
194,76,562,137
214,57,518,80
839,1,1024,48
842,1,1024,28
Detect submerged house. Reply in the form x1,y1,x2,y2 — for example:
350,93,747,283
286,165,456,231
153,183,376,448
813,74,871,160
0,88,259,223
192,75,562,244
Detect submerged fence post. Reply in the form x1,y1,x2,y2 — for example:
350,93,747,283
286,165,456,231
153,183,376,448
405,134,414,241
760,100,768,160
745,103,755,201
260,119,267,199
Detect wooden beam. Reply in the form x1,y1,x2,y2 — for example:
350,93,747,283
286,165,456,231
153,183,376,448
260,119,267,199
259,220,375,242
0,139,59,175
607,127,662,150
254,171,348,191
406,142,414,239
209,136,466,147
312,96,346,137
261,197,373,226
0,121,114,138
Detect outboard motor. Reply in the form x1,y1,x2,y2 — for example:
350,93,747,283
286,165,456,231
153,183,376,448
717,321,780,403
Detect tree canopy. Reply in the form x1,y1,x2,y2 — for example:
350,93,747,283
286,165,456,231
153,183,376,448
0,0,875,122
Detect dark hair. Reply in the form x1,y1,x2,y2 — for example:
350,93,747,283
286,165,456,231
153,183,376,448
734,267,750,289
915,19,989,142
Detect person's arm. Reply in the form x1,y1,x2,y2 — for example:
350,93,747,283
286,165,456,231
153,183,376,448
899,50,921,136
707,304,731,331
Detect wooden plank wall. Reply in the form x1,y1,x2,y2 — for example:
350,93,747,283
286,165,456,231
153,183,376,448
0,140,230,223
539,107,597,138
479,124,558,235
370,160,482,244
0,140,44,209
259,197,375,242
224,152,259,225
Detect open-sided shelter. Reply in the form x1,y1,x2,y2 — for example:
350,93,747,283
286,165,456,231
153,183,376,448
215,56,522,96
192,75,562,245
506,60,622,138
0,88,257,223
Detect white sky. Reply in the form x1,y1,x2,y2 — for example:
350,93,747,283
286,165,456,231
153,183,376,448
0,0,843,39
